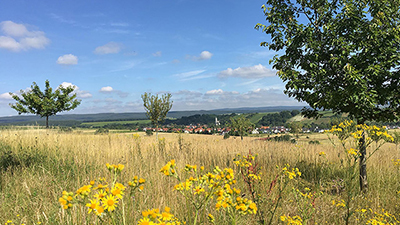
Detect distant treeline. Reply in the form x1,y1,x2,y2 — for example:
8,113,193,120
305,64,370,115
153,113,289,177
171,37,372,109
164,114,234,126
258,110,300,126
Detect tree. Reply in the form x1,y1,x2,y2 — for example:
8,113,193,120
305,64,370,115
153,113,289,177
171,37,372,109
256,0,400,192
230,115,254,140
141,92,173,139
9,80,81,128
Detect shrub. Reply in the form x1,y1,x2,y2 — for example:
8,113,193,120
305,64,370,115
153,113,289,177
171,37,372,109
145,129,153,136
95,128,109,134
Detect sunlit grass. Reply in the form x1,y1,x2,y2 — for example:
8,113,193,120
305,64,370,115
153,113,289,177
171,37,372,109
0,128,399,224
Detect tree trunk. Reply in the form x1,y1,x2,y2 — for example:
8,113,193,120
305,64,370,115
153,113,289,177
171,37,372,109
46,116,49,129
156,124,159,140
359,129,368,193
241,135,243,141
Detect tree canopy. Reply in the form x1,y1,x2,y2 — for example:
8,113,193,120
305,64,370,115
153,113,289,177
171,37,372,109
9,80,81,128
256,0,400,124
230,115,254,140
141,92,173,138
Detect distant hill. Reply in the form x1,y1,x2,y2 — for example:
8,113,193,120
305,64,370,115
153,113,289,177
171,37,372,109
0,106,305,126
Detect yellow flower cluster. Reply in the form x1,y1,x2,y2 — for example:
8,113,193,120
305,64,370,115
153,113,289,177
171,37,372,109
354,124,394,143
233,154,255,168
282,164,301,180
59,191,74,209
159,159,176,176
332,199,346,208
296,188,313,199
161,160,258,223
215,184,257,215
366,208,399,225
347,148,360,157
392,159,400,166
137,207,183,225
280,215,303,225
106,163,125,174
59,163,145,219
233,153,262,182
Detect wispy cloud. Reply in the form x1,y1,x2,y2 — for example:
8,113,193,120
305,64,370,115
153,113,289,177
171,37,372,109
94,42,122,55
173,70,213,81
152,51,162,57
108,60,141,73
218,64,276,79
110,22,129,27
50,13,76,25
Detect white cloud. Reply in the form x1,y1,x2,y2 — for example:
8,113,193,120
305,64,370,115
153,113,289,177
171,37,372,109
187,51,213,61
0,21,50,52
0,92,12,100
0,36,21,51
218,64,276,79
77,91,92,98
152,51,162,57
57,54,78,65
206,89,224,95
59,82,92,99
94,42,122,55
100,86,113,92
1,21,29,37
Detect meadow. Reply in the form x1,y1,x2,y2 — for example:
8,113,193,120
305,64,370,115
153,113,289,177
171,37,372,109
0,126,399,224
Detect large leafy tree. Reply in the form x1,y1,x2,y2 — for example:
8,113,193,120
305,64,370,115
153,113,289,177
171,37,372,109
9,80,81,128
230,115,254,140
141,92,173,139
256,0,400,192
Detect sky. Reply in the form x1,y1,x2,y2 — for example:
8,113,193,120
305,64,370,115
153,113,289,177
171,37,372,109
0,0,306,117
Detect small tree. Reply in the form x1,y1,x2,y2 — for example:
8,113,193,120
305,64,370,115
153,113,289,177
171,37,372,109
141,92,173,139
9,80,81,128
230,115,254,140
257,0,400,193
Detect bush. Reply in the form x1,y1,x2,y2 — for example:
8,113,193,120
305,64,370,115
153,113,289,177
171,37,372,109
308,140,320,145
146,129,153,136
223,132,230,139
59,127,73,133
95,128,109,134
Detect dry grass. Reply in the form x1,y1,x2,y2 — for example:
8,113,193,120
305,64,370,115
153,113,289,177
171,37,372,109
0,128,399,224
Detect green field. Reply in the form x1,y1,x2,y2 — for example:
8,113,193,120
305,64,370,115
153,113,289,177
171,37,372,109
81,119,152,126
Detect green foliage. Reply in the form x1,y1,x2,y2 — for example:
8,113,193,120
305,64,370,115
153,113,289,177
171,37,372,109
141,92,173,138
0,143,48,173
59,127,73,133
223,132,230,139
95,128,109,134
9,80,81,128
256,0,400,123
258,110,299,126
230,115,254,140
145,129,153,136
269,134,295,143
308,140,320,145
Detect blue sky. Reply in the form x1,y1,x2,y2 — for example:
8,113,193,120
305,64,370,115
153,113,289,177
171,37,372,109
0,0,305,117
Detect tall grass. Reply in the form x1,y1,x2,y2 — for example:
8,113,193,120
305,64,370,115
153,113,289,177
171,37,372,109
0,128,399,224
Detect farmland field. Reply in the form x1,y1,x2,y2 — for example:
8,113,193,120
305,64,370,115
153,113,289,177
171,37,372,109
0,128,399,224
